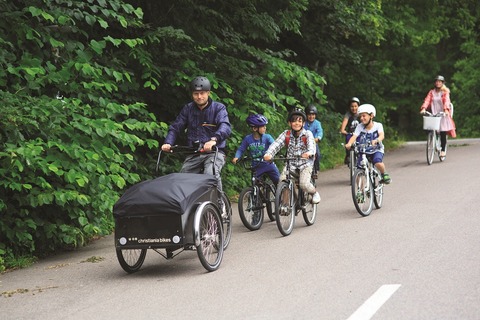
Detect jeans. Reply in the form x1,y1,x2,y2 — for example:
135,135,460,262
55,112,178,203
180,152,226,193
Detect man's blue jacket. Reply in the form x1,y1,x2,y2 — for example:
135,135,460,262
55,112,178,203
164,98,231,151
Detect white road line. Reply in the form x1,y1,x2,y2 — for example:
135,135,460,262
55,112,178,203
347,284,401,320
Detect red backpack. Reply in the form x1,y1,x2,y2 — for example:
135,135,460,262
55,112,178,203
285,130,307,147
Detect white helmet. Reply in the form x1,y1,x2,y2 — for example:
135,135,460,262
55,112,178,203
357,104,376,117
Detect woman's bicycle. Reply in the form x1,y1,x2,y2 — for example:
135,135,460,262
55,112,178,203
423,111,447,165
273,157,317,236
236,157,276,231
350,141,384,217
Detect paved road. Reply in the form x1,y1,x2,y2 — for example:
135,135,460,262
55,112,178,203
1,139,479,320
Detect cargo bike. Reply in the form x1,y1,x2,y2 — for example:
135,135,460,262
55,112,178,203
113,146,232,273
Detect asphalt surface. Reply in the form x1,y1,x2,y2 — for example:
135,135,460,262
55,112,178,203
1,138,479,320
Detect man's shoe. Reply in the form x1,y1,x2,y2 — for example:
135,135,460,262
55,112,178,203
382,173,391,184
312,192,321,204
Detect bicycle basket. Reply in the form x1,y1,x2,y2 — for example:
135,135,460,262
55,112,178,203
423,116,441,131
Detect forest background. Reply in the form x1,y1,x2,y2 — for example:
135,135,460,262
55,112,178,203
1,0,479,270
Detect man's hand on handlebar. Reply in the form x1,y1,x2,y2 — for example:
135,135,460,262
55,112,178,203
161,144,172,152
203,140,216,152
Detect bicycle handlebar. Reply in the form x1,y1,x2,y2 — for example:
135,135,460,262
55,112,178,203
236,156,266,169
156,145,219,173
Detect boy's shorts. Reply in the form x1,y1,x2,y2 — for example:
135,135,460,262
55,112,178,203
357,151,384,166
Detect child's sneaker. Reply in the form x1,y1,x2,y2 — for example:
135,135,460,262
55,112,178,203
312,192,321,204
382,173,391,184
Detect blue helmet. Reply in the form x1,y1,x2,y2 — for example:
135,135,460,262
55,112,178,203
246,114,268,127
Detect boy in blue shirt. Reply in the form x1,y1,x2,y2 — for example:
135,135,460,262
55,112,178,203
304,104,323,178
232,114,280,184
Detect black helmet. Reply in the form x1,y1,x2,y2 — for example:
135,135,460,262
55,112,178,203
434,75,445,82
190,76,211,92
305,104,318,115
287,108,306,123
246,114,268,127
350,97,360,105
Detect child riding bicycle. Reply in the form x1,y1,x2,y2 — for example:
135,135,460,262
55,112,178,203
232,114,280,185
344,104,391,184
263,108,321,204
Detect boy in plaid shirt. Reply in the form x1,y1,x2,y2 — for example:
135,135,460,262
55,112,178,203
264,108,321,204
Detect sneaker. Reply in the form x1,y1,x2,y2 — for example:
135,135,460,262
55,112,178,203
440,151,446,157
312,192,321,204
382,173,391,184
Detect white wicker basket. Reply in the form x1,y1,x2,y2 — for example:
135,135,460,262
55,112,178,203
423,116,441,131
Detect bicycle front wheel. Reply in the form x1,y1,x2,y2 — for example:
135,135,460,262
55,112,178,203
238,187,264,231
351,169,373,216
195,203,224,272
426,131,435,165
275,181,295,236
373,169,384,209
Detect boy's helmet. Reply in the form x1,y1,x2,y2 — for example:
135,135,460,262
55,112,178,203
288,108,306,122
357,104,376,117
246,114,268,127
434,75,445,82
305,104,318,115
350,97,360,105
190,76,211,91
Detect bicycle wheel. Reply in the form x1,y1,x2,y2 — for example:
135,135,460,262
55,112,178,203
372,169,384,209
275,181,295,236
351,169,374,216
220,193,232,250
264,183,276,221
302,189,317,226
426,131,435,165
116,248,147,273
195,203,224,272
238,186,264,231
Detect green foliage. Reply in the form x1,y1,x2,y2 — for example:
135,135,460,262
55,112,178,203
0,0,164,270
1,0,479,271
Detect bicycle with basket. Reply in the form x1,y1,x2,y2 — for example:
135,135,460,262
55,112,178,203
422,111,447,165
113,145,232,273
236,156,276,231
